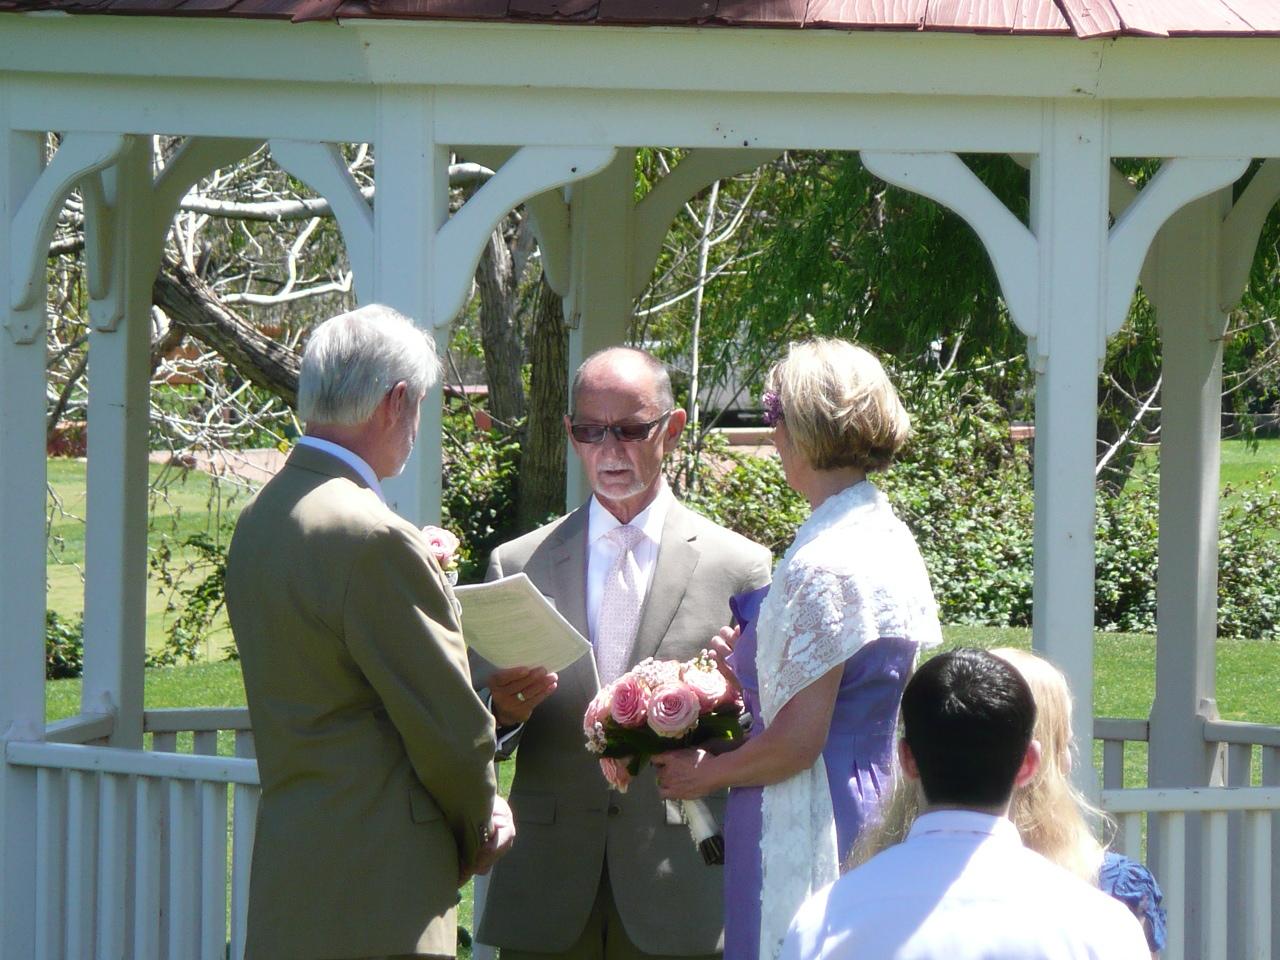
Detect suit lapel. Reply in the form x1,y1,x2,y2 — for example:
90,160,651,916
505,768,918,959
628,503,700,668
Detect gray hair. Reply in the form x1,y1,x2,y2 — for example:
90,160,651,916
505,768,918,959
570,347,674,414
298,304,440,426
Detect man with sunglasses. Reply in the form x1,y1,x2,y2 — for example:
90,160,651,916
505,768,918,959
474,347,771,960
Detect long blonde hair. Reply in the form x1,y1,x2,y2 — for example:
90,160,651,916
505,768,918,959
850,647,1106,883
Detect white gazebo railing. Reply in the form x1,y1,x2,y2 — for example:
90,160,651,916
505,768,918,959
5,708,258,960
10,709,1278,960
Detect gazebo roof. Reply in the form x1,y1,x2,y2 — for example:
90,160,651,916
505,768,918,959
4,0,1280,39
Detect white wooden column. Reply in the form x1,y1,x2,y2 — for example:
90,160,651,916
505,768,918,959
374,88,449,525
1028,102,1111,798
0,116,49,960
82,138,153,748
564,151,636,508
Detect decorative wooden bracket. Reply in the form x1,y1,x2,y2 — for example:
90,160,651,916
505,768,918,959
630,148,779,298
8,133,128,340
269,139,374,303
863,151,1247,361
433,145,616,324
861,151,1039,337
1219,159,1280,312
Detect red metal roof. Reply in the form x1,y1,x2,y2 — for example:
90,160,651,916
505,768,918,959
3,0,1280,38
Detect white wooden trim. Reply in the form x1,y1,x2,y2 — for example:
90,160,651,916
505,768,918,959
168,779,199,960
95,772,127,958
1094,717,1149,741
435,144,616,323
1028,101,1109,800
34,768,65,960
64,770,96,959
269,138,375,303
630,148,778,298
144,707,252,734
133,776,163,960
861,151,1039,337
199,781,227,960
82,137,153,751
230,783,257,960
1244,810,1271,960
1157,812,1188,960
45,714,116,745
1101,787,1280,813
1202,810,1228,960
0,110,47,960
1219,158,1280,311
1105,157,1247,339
1206,719,1280,748
7,742,260,785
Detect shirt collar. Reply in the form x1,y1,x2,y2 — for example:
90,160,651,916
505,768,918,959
589,480,673,547
906,809,1023,844
297,435,385,502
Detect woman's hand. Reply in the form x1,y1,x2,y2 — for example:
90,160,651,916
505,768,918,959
652,749,719,800
709,625,742,690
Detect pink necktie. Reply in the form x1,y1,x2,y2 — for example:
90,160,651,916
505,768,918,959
596,524,646,685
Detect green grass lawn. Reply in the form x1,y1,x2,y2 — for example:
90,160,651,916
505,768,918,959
46,458,247,657
1220,436,1280,489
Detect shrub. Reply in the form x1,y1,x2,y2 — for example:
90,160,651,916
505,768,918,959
441,410,523,584
46,609,85,679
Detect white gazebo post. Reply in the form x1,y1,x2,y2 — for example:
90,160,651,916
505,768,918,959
0,117,47,960
82,138,154,751
1027,103,1113,795
565,151,634,508
375,88,450,525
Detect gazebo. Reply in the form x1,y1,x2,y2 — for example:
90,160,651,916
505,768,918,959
1,3,1278,958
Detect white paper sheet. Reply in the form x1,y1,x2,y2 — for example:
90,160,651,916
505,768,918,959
454,572,591,674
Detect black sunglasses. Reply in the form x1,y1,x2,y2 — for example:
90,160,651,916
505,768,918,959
570,412,673,444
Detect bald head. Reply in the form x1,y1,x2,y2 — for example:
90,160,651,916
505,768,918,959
570,347,674,417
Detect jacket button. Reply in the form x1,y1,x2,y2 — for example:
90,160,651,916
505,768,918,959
607,804,621,816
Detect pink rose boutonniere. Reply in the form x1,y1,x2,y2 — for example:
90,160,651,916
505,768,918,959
421,525,461,585
581,652,745,864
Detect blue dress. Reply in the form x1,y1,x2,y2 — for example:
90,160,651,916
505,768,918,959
1100,851,1167,952
721,585,917,960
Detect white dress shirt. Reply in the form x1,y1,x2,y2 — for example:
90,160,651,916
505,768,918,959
585,482,673,644
781,810,1150,960
296,435,384,502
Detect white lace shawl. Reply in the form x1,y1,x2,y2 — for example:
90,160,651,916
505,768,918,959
754,480,941,960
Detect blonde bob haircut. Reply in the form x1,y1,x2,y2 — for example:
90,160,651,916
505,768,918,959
765,337,910,472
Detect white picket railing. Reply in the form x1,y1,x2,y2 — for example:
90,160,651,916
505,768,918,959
1094,716,1280,960
10,708,1279,960
5,708,259,960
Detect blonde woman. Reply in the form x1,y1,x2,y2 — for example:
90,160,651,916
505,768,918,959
852,647,1166,957
652,338,941,960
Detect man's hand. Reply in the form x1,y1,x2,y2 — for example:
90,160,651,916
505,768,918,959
490,666,558,726
463,796,516,881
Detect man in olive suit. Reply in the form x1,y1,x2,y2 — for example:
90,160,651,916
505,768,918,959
227,305,513,960
475,348,772,960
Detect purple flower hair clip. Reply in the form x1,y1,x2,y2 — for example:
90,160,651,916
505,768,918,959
762,390,784,427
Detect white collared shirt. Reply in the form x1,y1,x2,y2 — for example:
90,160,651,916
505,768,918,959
585,482,673,645
297,435,384,502
782,809,1149,960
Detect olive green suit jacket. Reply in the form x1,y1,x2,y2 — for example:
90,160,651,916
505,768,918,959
226,444,497,960
475,500,771,956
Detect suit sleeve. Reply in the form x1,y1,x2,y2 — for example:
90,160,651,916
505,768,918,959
343,520,497,870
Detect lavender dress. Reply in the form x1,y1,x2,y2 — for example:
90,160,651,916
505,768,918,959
722,586,918,960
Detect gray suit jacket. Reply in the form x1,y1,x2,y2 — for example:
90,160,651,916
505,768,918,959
226,445,498,960
475,499,772,956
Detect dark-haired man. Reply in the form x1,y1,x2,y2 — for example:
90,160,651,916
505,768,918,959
781,648,1147,960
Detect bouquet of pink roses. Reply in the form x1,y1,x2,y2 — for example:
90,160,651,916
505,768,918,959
583,653,742,864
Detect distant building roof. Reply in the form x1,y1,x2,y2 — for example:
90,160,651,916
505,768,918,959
4,0,1280,40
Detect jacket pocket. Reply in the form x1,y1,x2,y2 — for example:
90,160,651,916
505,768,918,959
409,789,444,824
510,792,556,824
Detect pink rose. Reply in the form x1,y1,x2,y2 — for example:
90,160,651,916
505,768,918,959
600,757,633,793
646,683,701,738
421,525,460,569
681,664,730,711
609,675,651,729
